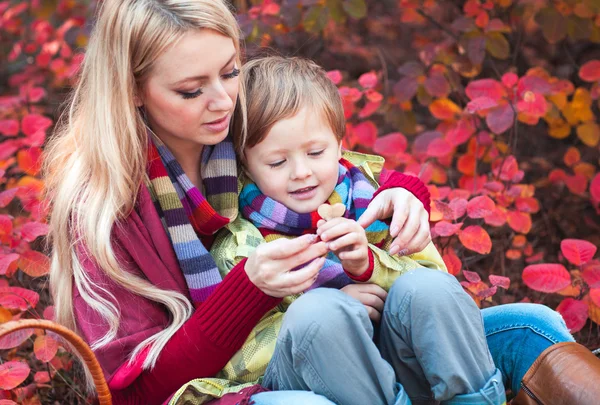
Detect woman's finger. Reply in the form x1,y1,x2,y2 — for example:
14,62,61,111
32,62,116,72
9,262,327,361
390,206,420,255
281,241,328,271
357,190,393,229
283,257,325,293
260,233,319,260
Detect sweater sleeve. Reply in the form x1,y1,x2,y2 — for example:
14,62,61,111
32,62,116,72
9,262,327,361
74,246,280,405
375,170,431,214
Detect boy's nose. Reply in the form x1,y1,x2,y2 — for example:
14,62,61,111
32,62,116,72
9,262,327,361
291,160,312,179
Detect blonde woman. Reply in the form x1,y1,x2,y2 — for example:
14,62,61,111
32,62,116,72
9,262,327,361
43,1,599,405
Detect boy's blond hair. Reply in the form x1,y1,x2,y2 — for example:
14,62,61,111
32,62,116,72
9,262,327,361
235,56,345,162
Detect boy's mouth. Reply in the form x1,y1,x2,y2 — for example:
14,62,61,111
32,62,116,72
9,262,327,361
290,186,317,195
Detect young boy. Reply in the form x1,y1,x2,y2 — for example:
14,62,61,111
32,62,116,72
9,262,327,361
203,56,505,405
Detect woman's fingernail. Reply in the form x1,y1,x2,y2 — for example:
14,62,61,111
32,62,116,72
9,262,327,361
305,234,317,243
321,232,328,241
389,245,399,255
398,249,409,256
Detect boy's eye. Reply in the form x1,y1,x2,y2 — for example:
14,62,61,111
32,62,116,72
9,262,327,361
223,67,240,79
308,150,325,156
178,89,203,99
268,160,285,168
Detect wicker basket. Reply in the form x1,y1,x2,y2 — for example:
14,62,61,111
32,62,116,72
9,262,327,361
0,319,112,405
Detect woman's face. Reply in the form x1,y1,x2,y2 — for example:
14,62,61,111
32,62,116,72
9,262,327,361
140,29,239,154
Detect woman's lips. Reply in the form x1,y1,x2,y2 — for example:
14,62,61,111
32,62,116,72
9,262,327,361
289,186,317,200
203,114,231,133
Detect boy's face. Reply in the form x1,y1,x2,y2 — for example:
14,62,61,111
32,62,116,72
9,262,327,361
245,107,342,214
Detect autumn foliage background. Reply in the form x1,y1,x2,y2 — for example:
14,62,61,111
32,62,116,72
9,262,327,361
0,0,600,402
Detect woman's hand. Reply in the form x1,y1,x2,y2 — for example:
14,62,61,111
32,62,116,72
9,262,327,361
316,217,369,277
245,234,329,297
357,188,431,256
340,283,387,323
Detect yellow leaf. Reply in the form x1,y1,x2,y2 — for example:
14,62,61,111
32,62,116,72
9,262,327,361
548,120,571,139
572,88,592,109
548,93,567,110
576,107,595,123
562,104,579,126
576,122,600,147
0,307,12,324
573,162,596,179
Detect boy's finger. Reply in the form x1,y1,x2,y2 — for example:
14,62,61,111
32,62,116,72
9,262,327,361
328,232,360,251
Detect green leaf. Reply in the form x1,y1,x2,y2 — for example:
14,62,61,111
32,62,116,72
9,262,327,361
485,32,510,60
303,5,328,33
567,16,593,41
536,8,567,44
342,0,367,19
326,0,346,24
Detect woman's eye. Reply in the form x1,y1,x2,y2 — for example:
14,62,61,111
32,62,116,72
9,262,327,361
179,89,203,99
223,67,240,79
268,160,285,168
309,150,325,156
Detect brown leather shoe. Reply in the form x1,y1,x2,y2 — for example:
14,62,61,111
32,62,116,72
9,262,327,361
511,341,600,405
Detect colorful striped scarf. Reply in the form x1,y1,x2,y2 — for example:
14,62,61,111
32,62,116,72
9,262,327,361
146,135,238,305
239,158,390,289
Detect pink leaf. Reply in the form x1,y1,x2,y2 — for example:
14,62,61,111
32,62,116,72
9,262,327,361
0,120,19,137
489,275,510,289
0,361,30,390
466,195,496,219
486,103,514,134
466,96,499,113
560,239,597,266
20,222,49,242
556,298,589,333
432,221,463,237
465,79,506,101
373,133,407,158
463,270,481,283
522,263,571,293
358,71,378,89
327,70,342,85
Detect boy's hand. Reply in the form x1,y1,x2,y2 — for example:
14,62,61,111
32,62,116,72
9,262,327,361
317,217,370,277
340,283,387,322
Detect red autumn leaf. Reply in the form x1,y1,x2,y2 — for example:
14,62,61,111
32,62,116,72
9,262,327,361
560,239,597,266
0,361,30,390
432,221,463,237
516,91,548,117
18,250,50,277
16,147,42,176
427,138,453,157
459,225,492,254
327,70,342,85
466,97,499,113
43,305,55,321
0,400,18,405
467,35,486,65
507,211,532,234
489,275,510,289
0,215,12,235
424,73,450,98
446,118,475,146
591,173,600,203
579,60,600,82
0,120,19,137
501,72,518,88
358,71,378,89
0,140,19,160
590,288,600,307
429,98,461,120
565,174,588,195
34,371,51,384
583,264,600,288
517,76,553,97
522,263,571,293
373,133,407,158
34,335,59,362
486,103,514,134
465,79,506,101
563,147,581,167
448,198,468,220
0,188,18,208
556,298,589,333
21,114,52,138
353,121,377,147
0,254,19,276
466,195,495,218
492,155,519,181
0,287,39,309
477,285,498,299
20,222,49,242
0,328,34,350
515,197,540,213
443,248,462,276
463,270,481,283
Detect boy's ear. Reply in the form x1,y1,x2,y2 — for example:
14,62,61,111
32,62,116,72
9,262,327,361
241,163,255,181
337,141,343,160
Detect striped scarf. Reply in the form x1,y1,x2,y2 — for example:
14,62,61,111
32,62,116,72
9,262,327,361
239,158,390,289
146,135,238,305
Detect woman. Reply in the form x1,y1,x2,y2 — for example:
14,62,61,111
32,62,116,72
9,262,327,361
43,1,598,405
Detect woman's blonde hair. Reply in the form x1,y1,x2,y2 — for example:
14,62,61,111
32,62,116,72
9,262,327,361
235,56,345,162
43,0,246,376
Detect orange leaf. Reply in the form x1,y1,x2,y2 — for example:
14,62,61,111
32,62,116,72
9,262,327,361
458,225,492,254
18,250,50,277
34,335,59,362
507,211,532,233
522,263,571,293
576,122,600,147
563,147,580,167
579,60,600,82
443,248,461,276
457,154,476,176
556,298,588,333
466,195,495,218
429,98,461,120
560,239,597,266
590,288,600,307
16,147,42,176
0,361,29,390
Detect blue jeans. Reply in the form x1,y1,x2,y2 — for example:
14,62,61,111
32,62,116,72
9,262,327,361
251,269,573,405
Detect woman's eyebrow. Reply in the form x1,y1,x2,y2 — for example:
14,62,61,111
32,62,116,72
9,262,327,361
171,52,237,86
